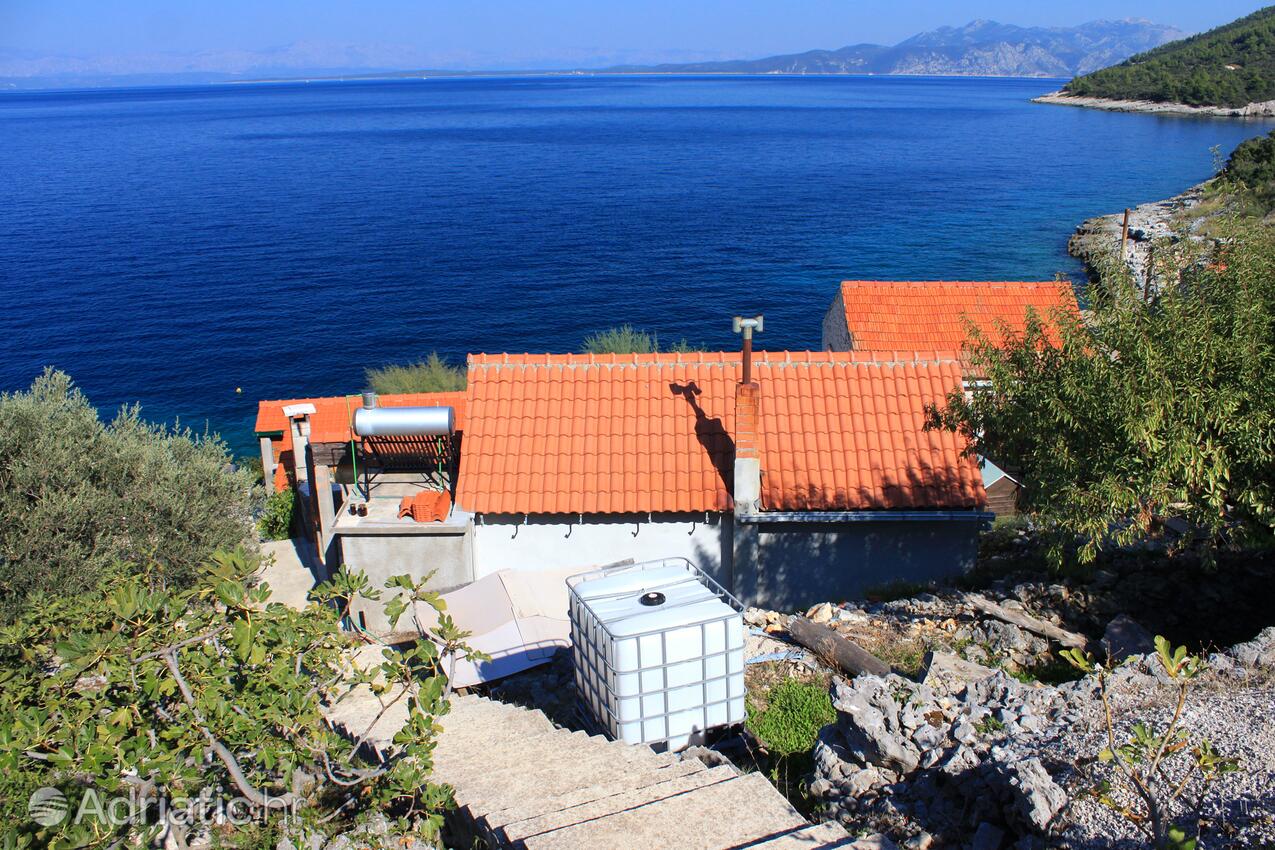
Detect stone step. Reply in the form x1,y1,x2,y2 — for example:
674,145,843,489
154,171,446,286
453,741,677,815
518,772,809,850
435,705,557,748
748,820,855,848
437,729,616,784
480,759,710,832
498,764,739,845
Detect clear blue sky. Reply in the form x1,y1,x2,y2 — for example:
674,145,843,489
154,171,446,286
3,1,1269,68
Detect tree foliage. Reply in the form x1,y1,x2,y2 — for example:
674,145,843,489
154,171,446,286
580,324,704,355
1064,6,1275,107
0,370,257,618
365,353,467,395
928,217,1275,565
1218,130,1275,214
0,550,476,848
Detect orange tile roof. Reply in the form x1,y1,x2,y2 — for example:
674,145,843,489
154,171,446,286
457,351,984,515
255,392,467,449
833,281,1079,352
256,391,466,493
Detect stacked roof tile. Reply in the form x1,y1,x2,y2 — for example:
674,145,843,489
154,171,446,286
457,351,984,516
830,281,1079,352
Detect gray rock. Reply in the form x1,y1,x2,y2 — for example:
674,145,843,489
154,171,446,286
940,744,981,776
1102,613,1155,662
971,821,1005,850
922,651,998,694
912,722,946,751
834,678,922,773
903,832,935,850
1230,626,1275,667
1000,757,1066,832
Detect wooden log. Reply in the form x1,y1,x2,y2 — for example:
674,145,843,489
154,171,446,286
963,593,1089,650
786,616,891,678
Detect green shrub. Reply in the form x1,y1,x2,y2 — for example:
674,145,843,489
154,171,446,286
580,325,707,355
581,324,657,354
1062,637,1239,849
0,369,257,618
0,550,477,847
258,488,297,540
365,352,466,394
747,679,836,756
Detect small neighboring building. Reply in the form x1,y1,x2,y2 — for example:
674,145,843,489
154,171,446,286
980,458,1021,518
821,280,1080,519
822,280,1079,355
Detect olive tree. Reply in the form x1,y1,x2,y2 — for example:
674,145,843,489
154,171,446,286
0,370,258,617
928,217,1275,564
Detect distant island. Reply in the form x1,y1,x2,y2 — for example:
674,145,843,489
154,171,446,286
1,18,1183,90
1035,6,1275,115
603,19,1183,79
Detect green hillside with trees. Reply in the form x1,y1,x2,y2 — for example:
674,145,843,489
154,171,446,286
1064,6,1275,107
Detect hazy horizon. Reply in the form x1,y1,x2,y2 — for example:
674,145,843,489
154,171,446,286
2,1,1270,80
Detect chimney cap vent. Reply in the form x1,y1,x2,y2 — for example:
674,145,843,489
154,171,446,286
732,315,764,335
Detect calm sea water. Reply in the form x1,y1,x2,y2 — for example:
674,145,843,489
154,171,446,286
3,75,1272,455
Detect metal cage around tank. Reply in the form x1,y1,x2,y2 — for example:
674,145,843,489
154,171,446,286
567,558,746,751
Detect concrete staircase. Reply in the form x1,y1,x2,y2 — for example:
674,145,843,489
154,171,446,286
331,690,855,849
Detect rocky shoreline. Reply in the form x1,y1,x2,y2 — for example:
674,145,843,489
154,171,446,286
1034,90,1275,118
1067,181,1208,286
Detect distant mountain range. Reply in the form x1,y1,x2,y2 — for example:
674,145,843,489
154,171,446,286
608,19,1186,79
0,18,1186,90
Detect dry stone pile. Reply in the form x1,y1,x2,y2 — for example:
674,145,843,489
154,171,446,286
809,627,1275,850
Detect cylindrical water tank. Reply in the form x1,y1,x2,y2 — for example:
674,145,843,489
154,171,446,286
352,406,454,437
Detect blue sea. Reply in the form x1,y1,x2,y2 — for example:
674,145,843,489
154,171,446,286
3,75,1272,455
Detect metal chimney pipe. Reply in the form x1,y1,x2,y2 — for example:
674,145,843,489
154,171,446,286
732,315,764,385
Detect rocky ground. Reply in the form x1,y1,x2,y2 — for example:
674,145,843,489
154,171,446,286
805,621,1274,850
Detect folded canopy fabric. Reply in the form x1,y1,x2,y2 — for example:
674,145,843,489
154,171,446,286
411,567,578,688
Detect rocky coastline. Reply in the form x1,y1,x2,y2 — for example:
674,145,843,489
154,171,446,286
1034,90,1275,118
1067,180,1209,286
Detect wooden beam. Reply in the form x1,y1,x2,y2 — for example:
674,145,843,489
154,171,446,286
963,593,1089,650
786,616,891,678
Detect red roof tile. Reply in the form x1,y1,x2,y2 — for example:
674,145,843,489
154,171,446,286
255,392,467,450
457,351,984,515
832,281,1079,352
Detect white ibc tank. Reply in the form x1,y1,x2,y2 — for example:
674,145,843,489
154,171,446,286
567,559,745,751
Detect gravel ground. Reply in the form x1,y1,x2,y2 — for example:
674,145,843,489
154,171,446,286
1032,671,1275,850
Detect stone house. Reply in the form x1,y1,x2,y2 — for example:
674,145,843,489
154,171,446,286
256,349,991,626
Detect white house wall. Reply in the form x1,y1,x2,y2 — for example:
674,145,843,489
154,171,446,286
473,513,732,589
